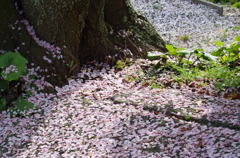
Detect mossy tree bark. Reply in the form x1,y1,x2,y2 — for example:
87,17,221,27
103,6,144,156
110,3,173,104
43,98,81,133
0,0,167,87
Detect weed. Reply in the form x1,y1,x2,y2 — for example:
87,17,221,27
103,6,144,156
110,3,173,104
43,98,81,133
147,30,240,91
115,58,134,69
179,34,190,42
153,5,162,10
218,29,228,41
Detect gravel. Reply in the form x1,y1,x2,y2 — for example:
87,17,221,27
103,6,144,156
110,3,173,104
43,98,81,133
130,0,240,53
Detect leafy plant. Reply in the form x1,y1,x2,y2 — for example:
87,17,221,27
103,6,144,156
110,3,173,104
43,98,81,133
148,45,217,68
202,62,240,89
217,29,228,41
115,60,126,69
232,2,240,9
153,5,162,10
185,116,191,120
8,97,37,117
115,58,133,69
0,98,7,111
147,31,240,91
0,52,27,81
0,51,37,117
179,34,190,42
208,0,235,4
66,60,74,67
212,32,240,66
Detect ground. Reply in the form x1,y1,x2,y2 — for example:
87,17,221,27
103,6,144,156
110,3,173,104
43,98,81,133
0,59,239,157
0,0,240,157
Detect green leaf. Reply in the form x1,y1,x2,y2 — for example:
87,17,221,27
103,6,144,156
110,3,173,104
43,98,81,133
181,59,192,64
196,49,204,52
177,48,185,51
29,75,36,80
211,47,226,56
0,80,8,92
166,45,177,55
199,52,218,61
0,98,7,111
26,91,33,97
147,52,161,59
8,97,37,117
13,98,36,111
185,116,191,120
70,60,74,67
177,50,193,55
233,26,240,30
0,52,27,81
0,52,26,68
226,44,240,54
234,35,240,42
214,41,224,47
221,55,228,62
203,53,218,61
232,2,240,9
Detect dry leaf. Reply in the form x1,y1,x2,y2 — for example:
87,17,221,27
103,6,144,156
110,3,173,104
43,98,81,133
154,111,160,115
155,88,164,92
180,127,188,131
196,100,202,106
195,138,204,148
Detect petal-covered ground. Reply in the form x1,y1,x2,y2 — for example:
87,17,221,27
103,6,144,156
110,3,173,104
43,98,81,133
1,0,240,157
131,0,240,52
0,60,239,157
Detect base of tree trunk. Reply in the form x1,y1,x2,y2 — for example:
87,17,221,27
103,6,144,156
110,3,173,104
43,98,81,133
0,0,167,87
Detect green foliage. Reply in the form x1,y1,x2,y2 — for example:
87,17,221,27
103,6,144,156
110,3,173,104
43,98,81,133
232,2,240,8
0,51,37,117
207,0,240,8
0,98,7,111
66,60,75,67
8,97,37,117
148,45,217,68
147,31,240,91
208,0,238,4
179,34,190,42
0,52,27,81
115,60,126,69
0,80,8,92
185,116,191,121
233,26,240,30
115,58,133,69
168,62,205,85
153,5,162,10
203,64,240,89
212,34,240,65
149,82,162,89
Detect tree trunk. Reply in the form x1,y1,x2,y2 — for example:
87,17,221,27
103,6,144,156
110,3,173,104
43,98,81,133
0,0,167,87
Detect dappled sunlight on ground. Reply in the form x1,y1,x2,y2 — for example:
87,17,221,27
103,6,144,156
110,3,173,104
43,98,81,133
1,59,239,157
